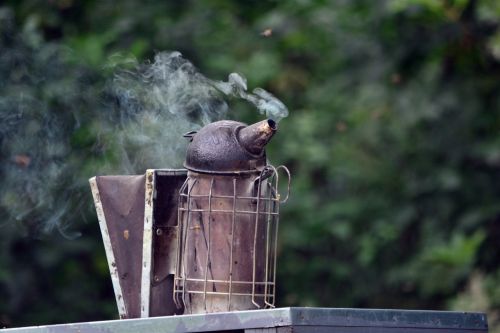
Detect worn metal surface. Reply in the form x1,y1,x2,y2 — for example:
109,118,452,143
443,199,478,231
177,118,288,314
0,307,488,333
89,177,127,319
140,170,155,318
148,169,187,317
184,120,276,174
176,171,271,313
174,166,290,314
91,171,187,319
90,175,147,319
237,119,276,155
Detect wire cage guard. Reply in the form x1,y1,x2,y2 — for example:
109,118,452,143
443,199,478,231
173,165,290,314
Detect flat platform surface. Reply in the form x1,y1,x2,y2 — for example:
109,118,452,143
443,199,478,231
1,307,488,333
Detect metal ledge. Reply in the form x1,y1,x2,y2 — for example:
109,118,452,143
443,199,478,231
1,307,488,333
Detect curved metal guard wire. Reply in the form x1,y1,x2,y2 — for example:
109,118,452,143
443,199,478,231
173,166,290,314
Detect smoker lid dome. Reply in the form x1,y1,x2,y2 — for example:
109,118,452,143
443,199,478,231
183,120,271,174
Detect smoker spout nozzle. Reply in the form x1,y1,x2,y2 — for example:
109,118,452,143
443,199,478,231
237,119,277,156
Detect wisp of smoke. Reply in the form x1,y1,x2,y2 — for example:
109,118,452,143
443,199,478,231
107,51,228,172
108,51,289,172
0,13,289,236
214,72,289,122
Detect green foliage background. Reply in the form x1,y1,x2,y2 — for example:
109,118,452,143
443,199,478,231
1,0,499,330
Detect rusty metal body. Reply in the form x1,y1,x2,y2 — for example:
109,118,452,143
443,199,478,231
184,119,275,174
90,118,289,318
141,170,187,317
90,175,146,318
174,168,288,313
90,170,186,319
174,119,290,314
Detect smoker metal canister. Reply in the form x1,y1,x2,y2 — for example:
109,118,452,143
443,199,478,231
174,119,288,314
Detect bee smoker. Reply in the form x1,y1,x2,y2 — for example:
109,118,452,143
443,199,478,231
174,119,290,314
90,118,289,318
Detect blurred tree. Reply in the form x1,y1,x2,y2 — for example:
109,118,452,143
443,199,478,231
0,0,499,331
0,7,117,326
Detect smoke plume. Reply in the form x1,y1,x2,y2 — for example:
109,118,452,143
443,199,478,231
0,9,288,235
214,72,289,122
107,51,228,172
107,51,289,172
